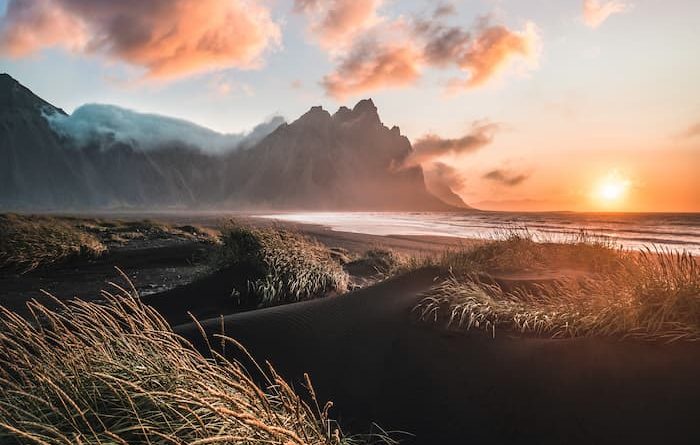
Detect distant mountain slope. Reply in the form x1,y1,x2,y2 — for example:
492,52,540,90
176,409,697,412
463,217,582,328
0,73,462,211
0,73,84,208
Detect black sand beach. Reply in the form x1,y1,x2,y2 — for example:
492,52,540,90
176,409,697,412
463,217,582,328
1,215,698,444
173,266,700,445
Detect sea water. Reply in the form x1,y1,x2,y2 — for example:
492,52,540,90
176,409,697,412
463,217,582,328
258,212,700,255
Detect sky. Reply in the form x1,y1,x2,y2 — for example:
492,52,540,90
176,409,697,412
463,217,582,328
0,0,698,212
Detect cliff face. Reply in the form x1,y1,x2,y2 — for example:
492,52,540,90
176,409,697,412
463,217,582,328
0,74,459,211
223,99,453,210
0,74,83,208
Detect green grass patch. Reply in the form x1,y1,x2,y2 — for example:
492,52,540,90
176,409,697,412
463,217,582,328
217,225,349,307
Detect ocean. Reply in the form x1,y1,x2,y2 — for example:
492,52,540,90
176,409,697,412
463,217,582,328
258,212,700,255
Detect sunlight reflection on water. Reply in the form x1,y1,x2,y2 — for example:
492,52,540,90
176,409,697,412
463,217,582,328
257,212,700,255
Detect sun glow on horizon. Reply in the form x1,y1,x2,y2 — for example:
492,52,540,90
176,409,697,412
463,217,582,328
593,170,631,208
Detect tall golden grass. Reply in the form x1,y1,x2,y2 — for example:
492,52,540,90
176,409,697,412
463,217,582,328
0,275,370,444
0,214,106,273
415,237,700,342
218,225,348,306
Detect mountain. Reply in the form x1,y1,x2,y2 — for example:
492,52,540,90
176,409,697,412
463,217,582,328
222,100,453,209
0,74,459,211
0,73,83,208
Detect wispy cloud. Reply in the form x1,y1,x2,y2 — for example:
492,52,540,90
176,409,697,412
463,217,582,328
483,169,529,186
209,76,254,98
401,121,500,168
0,0,281,79
294,0,383,51
582,0,628,28
679,121,700,139
423,162,469,207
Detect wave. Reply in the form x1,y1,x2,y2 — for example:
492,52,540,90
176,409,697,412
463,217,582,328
258,212,700,255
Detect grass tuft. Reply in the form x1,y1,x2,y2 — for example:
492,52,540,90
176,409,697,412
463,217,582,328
217,225,349,307
439,229,624,275
415,238,700,342
0,281,372,444
0,214,106,273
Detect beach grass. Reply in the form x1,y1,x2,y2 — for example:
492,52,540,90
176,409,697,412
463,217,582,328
217,224,349,307
0,214,220,274
438,228,624,275
415,233,700,342
0,213,106,273
0,277,383,445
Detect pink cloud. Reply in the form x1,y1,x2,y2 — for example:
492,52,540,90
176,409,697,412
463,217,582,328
449,21,540,90
582,0,628,28
0,0,87,56
294,0,382,50
0,0,281,79
322,39,422,100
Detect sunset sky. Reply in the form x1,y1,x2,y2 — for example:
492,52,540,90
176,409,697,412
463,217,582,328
0,0,698,212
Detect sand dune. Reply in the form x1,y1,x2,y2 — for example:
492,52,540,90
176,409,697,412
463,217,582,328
174,268,700,445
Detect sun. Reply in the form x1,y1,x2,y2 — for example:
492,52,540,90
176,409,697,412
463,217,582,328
594,171,630,207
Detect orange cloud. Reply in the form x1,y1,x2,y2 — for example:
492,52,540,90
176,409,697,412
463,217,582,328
322,40,422,100
582,0,628,28
0,0,281,79
294,0,382,50
0,0,87,56
319,6,540,98
402,121,500,168
449,21,540,90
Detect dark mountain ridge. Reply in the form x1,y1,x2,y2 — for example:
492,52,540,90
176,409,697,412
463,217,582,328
0,73,466,211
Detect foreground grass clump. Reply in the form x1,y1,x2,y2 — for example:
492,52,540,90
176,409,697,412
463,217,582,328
416,242,700,342
0,214,105,273
0,286,356,444
218,225,349,306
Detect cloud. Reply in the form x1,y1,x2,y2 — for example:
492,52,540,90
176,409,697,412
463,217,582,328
582,0,628,28
448,20,540,90
423,162,470,208
680,122,700,139
0,0,281,79
209,76,255,98
483,169,529,186
415,18,471,67
318,7,540,98
432,3,458,19
294,0,383,50
402,121,499,168
321,36,422,100
45,103,284,152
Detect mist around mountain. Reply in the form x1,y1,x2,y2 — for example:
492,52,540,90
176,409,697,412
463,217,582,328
0,73,467,211
46,104,285,153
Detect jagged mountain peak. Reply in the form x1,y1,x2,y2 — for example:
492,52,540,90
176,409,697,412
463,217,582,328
294,105,332,126
353,98,377,113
